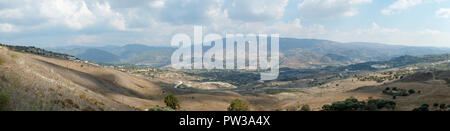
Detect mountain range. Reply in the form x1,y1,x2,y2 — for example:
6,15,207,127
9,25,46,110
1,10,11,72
48,38,450,69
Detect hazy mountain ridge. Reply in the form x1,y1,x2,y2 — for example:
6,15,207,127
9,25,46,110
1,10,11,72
49,38,450,69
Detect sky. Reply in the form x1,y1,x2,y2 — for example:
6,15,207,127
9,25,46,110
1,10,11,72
0,0,450,47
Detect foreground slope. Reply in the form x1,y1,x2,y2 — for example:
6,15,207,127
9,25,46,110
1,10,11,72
0,46,165,110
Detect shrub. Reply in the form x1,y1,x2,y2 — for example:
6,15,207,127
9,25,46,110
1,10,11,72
322,97,395,111
433,103,439,108
367,99,396,110
300,104,311,111
439,104,446,110
413,104,429,111
81,106,96,111
164,94,180,110
228,99,249,111
0,92,9,111
408,89,416,94
392,87,398,91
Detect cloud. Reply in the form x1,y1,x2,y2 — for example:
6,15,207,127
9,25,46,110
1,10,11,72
39,0,129,31
0,23,18,33
153,0,224,25
436,8,450,18
40,0,96,30
381,0,423,15
298,0,372,19
225,0,288,22
0,8,24,19
381,0,448,15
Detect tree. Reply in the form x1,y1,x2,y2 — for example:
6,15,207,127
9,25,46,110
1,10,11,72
433,103,439,108
408,89,416,94
227,99,249,111
300,104,311,111
164,94,180,110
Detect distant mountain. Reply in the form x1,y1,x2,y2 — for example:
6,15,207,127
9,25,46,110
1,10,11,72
278,38,450,68
77,49,120,63
49,44,174,67
48,38,450,69
337,54,450,71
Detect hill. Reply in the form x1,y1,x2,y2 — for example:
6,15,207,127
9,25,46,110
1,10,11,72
0,45,165,110
50,38,450,69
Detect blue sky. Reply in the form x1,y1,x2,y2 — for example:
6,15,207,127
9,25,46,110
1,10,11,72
0,0,450,47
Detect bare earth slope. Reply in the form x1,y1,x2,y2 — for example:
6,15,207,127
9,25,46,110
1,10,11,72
0,46,278,111
0,46,164,110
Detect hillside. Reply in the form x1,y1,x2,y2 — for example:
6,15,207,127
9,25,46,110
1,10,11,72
338,54,450,71
2,44,450,111
0,45,278,111
0,45,166,110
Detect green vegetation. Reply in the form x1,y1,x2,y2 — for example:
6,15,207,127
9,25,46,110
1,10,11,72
440,104,447,110
0,92,9,111
408,89,416,94
412,104,429,111
382,87,411,97
227,99,249,111
164,94,180,110
300,104,311,111
322,97,396,111
433,103,439,108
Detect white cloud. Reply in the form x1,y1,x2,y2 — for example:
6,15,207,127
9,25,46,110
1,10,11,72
382,0,448,15
225,0,288,22
149,0,165,8
0,8,24,19
436,8,450,18
298,0,372,19
0,23,18,33
381,0,422,15
92,2,128,31
40,0,96,30
39,0,130,31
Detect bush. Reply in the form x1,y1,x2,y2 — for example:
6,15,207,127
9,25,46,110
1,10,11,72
408,89,416,94
322,97,395,111
0,92,9,111
300,104,311,111
433,103,439,108
228,99,249,111
392,87,398,91
367,99,396,110
413,104,429,111
164,94,180,110
439,104,447,110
